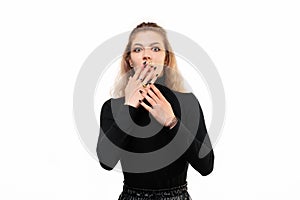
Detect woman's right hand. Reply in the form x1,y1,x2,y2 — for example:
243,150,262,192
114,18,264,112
124,62,157,108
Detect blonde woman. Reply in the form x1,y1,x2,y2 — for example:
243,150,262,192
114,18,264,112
96,22,214,200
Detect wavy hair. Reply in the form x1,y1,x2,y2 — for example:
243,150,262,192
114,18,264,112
110,22,187,98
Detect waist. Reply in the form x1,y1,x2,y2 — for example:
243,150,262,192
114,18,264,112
121,182,188,198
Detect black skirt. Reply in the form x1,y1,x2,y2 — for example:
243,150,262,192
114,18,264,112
118,182,192,200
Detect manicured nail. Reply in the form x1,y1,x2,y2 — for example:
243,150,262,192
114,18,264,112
139,90,143,94
139,99,142,103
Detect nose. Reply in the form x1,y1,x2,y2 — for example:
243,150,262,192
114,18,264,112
143,56,151,62
142,48,152,61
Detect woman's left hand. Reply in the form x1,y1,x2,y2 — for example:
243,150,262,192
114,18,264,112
139,84,175,127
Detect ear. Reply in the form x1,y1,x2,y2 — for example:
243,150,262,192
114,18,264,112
128,59,133,68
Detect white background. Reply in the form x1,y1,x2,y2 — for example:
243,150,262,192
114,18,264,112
1,0,299,199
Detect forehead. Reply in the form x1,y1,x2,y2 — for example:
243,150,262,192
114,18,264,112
132,31,164,46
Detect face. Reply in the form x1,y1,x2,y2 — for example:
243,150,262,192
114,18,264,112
129,31,166,78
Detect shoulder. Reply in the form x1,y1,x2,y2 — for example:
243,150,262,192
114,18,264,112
101,97,125,111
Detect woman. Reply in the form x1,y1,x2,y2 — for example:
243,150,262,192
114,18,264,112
96,22,214,200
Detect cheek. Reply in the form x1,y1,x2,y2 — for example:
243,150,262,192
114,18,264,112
154,53,166,63
130,54,142,64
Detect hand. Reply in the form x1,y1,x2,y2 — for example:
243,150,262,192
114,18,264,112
124,62,156,108
139,84,176,127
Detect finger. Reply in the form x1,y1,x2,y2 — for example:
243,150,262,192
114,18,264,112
139,99,152,112
140,90,157,105
145,83,151,91
150,84,167,101
132,65,144,80
138,64,151,81
139,84,150,94
146,88,159,103
142,67,155,86
149,73,159,84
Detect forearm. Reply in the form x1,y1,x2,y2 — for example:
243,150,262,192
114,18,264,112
165,117,214,176
96,100,139,170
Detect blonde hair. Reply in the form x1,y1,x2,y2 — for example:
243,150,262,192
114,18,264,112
111,22,187,98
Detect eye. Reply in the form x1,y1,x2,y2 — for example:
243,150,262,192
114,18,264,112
151,47,161,52
132,47,143,53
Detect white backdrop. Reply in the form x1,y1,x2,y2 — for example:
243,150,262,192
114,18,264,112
1,0,299,199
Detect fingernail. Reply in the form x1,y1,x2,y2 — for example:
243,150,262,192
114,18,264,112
139,99,142,103
139,90,143,94
154,66,157,70
143,61,146,65
156,74,158,77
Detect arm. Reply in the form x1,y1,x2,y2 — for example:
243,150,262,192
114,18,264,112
96,99,139,171
166,95,214,176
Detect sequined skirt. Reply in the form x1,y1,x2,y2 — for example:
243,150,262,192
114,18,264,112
118,183,192,200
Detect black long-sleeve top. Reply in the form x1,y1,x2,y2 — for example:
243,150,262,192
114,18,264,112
96,76,214,189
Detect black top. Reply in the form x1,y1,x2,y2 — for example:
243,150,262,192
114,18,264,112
96,76,214,189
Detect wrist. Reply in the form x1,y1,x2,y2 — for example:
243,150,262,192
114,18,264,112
165,116,178,129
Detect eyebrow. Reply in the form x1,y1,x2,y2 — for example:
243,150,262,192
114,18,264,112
133,42,162,47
